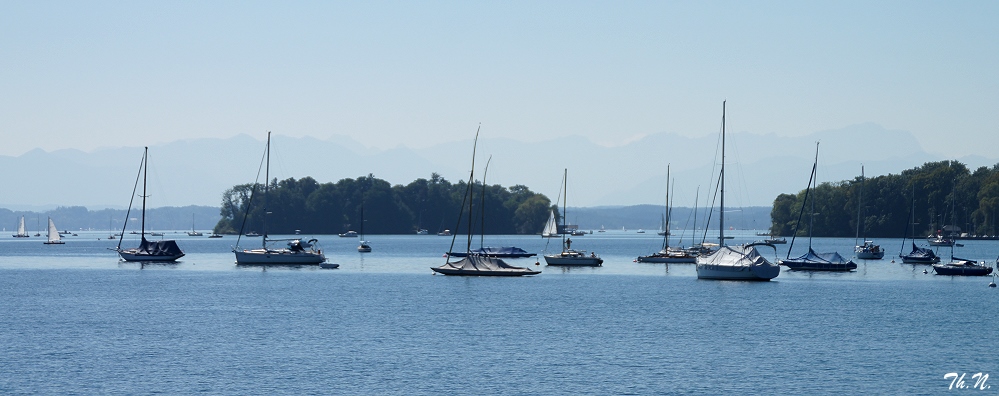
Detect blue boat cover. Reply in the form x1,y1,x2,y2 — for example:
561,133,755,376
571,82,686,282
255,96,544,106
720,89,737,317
447,246,536,257
903,243,938,260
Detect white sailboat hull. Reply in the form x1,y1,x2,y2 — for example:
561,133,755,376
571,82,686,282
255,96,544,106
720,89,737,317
234,249,326,265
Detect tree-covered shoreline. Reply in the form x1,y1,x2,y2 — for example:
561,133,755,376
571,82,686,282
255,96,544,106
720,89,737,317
770,161,999,238
214,173,551,235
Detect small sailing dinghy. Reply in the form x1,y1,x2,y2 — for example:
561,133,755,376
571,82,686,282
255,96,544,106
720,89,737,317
12,216,29,238
43,218,65,245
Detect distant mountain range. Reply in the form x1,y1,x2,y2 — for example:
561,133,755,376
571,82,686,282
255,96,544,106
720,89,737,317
1,123,995,211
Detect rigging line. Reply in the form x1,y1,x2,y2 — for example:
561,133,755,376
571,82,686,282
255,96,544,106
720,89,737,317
235,134,270,249
786,149,818,259
700,170,722,245
544,170,566,254
446,124,479,259
479,155,492,249
116,149,145,251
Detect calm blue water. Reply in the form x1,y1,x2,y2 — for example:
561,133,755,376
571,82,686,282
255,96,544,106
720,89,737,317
1,231,996,394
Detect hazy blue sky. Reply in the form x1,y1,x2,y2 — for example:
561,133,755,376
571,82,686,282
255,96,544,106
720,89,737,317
2,1,997,158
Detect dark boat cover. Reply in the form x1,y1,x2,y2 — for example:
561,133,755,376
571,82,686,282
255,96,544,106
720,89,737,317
783,248,857,270
901,243,939,262
432,255,541,276
446,246,536,258
137,238,184,256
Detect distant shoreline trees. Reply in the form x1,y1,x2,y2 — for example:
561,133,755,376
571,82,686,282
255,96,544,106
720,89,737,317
770,161,999,238
214,173,551,235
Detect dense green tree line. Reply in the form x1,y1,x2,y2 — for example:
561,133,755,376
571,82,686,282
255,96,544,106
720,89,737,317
770,161,999,238
214,173,552,235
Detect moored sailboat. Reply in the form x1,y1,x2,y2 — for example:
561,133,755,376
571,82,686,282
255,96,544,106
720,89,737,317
695,101,780,281
780,142,856,271
432,127,540,276
854,166,884,259
115,148,185,262
544,169,602,266
638,165,696,263
232,133,330,266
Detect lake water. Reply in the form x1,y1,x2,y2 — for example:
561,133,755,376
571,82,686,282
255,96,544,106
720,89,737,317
1,231,996,394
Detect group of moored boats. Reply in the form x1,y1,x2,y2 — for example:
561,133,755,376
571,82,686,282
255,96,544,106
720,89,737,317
28,103,997,280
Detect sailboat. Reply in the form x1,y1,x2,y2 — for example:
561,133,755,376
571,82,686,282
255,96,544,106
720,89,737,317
12,216,29,237
639,165,696,263
115,147,185,262
541,209,558,238
932,241,993,276
899,186,940,264
544,169,603,266
187,214,203,236
780,142,857,271
233,132,331,266
695,101,780,281
357,203,371,253
43,218,65,245
854,166,884,259
445,156,535,259
432,127,540,276
107,217,117,240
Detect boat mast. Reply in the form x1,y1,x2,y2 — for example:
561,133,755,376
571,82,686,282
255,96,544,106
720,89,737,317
809,142,819,249
719,101,725,247
660,164,670,250
855,166,864,247
480,156,492,249
562,168,568,250
692,186,699,247
262,132,270,249
141,147,148,239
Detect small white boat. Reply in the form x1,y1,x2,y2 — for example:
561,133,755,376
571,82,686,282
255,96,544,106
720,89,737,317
416,229,429,235
12,216,29,238
339,230,358,237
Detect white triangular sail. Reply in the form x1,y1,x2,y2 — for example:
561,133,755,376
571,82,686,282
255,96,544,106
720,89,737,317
47,218,61,243
17,216,27,236
541,210,558,237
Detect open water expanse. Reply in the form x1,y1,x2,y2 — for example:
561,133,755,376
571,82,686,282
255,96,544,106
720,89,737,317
1,230,997,394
